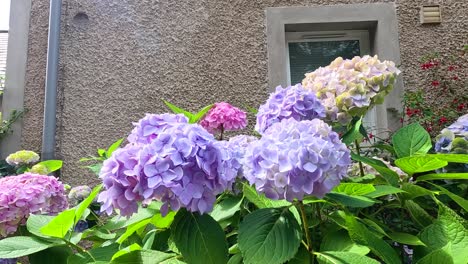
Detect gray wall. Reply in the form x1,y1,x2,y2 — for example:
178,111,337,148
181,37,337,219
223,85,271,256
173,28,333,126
14,0,468,186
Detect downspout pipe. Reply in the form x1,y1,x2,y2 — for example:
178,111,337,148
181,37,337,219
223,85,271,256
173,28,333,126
41,0,62,160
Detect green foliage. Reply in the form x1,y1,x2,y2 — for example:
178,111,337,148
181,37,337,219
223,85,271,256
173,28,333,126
1,119,467,264
351,153,400,186
163,100,214,123
340,213,401,264
392,123,432,158
210,196,243,222
29,246,72,264
395,156,447,175
242,183,291,208
238,208,301,264
34,160,63,173
0,236,63,258
315,251,380,264
0,109,25,141
67,244,119,264
405,200,434,228
80,138,124,175
417,202,468,264
341,117,364,145
320,229,370,255
40,209,76,238
416,173,468,181
332,183,375,196
326,193,378,208
111,249,184,264
171,209,228,264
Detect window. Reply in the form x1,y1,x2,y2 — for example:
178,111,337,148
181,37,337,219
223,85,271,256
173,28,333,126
286,30,370,85
266,4,403,134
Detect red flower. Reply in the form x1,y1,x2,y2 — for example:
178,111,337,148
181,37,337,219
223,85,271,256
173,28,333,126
457,103,465,111
369,133,374,139
448,65,455,71
406,108,413,117
438,116,448,124
421,60,439,70
426,126,433,132
431,80,440,86
452,75,459,81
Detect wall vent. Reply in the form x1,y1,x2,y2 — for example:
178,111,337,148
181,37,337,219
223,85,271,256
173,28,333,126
420,5,442,24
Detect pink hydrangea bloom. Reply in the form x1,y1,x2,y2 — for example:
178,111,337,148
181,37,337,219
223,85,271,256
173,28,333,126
200,102,247,133
0,173,68,237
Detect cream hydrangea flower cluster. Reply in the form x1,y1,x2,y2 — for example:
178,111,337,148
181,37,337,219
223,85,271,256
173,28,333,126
302,55,400,125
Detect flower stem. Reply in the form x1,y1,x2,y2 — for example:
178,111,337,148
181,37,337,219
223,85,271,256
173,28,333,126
355,140,365,177
298,201,313,255
219,125,224,141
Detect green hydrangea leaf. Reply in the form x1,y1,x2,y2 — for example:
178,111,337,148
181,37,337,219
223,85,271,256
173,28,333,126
171,210,228,264
392,123,432,158
238,208,301,264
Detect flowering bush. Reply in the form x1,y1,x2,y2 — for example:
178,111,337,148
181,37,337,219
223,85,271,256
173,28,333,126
403,47,467,135
302,55,400,125
0,173,67,237
255,84,325,133
1,56,468,264
200,102,247,135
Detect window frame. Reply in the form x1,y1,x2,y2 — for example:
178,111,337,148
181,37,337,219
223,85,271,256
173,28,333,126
265,4,403,134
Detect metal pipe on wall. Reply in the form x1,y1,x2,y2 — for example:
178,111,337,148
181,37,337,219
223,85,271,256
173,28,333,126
41,0,62,160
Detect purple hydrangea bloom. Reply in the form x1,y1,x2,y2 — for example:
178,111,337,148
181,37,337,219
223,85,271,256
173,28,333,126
98,122,237,217
435,135,452,153
215,135,258,179
0,173,68,237
0,259,17,264
446,113,468,137
244,118,351,201
74,220,89,233
255,84,326,133
127,113,188,144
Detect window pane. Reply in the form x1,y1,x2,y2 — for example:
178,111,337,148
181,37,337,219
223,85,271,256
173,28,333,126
288,40,360,85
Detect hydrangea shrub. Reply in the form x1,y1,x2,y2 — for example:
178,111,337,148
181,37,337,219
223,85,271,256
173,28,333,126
0,173,68,237
1,55,467,264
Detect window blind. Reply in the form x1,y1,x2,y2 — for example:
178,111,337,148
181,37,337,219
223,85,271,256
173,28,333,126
288,40,360,85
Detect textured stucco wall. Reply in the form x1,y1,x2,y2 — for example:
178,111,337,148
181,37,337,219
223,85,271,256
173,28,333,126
20,0,468,186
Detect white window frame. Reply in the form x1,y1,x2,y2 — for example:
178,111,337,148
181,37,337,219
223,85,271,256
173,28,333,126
285,30,370,85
